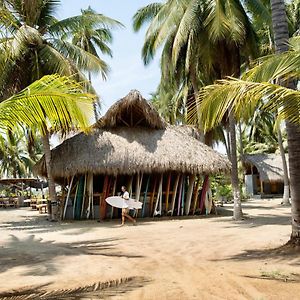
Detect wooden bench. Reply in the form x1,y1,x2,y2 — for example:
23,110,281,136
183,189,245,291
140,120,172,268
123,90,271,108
36,203,47,214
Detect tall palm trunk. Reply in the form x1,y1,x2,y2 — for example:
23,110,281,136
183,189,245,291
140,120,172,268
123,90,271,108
271,0,300,243
277,124,290,205
41,129,56,220
229,112,243,219
88,72,99,121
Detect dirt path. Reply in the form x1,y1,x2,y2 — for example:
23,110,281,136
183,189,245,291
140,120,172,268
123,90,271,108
0,198,299,299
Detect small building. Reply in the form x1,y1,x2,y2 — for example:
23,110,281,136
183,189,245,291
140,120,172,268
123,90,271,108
243,153,288,197
35,90,230,219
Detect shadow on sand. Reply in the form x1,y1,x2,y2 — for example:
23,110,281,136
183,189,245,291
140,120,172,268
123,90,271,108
0,234,144,276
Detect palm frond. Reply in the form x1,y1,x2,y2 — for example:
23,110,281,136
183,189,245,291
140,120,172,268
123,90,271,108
50,39,109,79
0,74,95,135
188,78,300,132
133,3,163,31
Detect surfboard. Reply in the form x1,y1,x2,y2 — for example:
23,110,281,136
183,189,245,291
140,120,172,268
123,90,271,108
185,174,196,215
199,176,209,214
99,175,109,220
170,174,180,216
165,173,171,214
142,175,150,217
105,196,143,209
74,175,85,220
181,175,186,216
106,196,128,209
177,176,183,216
149,177,157,216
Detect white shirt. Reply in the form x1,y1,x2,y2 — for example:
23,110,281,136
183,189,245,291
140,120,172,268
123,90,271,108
122,191,129,200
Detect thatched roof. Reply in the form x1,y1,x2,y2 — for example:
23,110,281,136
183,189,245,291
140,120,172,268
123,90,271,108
96,90,166,130
35,90,230,180
243,153,289,182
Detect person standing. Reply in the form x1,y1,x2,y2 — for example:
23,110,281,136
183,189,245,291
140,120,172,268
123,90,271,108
120,186,136,226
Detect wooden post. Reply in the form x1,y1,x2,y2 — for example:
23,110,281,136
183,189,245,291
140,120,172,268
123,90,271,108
260,180,264,195
165,173,171,214
185,174,196,215
171,174,180,216
63,176,74,220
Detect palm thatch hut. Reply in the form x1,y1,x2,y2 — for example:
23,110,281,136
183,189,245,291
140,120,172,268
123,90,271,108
35,90,230,220
243,153,289,197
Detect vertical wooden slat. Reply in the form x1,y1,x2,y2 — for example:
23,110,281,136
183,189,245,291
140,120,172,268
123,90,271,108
63,176,74,220
171,174,180,216
185,174,196,215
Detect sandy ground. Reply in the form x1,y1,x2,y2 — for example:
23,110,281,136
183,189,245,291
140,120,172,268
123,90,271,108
0,198,300,300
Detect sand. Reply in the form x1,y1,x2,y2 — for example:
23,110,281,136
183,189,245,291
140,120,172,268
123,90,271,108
0,198,300,299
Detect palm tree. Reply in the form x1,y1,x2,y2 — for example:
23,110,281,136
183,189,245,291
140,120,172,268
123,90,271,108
0,129,43,178
270,0,300,244
65,6,123,120
0,75,95,220
133,0,262,219
0,0,114,99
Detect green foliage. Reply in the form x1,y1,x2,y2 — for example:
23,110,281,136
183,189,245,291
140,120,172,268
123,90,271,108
0,74,95,136
0,0,121,98
211,175,232,200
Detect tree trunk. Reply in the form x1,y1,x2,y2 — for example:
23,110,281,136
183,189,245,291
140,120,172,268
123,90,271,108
190,69,205,143
229,112,243,220
88,72,99,122
277,123,290,205
270,0,300,244
41,130,57,221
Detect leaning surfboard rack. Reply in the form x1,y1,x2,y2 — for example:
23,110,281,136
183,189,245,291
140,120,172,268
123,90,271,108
62,173,212,220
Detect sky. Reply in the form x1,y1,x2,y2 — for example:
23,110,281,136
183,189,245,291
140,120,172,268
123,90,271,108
57,0,161,114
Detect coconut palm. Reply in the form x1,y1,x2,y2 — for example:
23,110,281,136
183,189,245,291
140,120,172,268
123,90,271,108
0,130,41,178
270,0,300,244
0,74,95,219
0,0,114,99
64,6,123,119
189,64,300,243
133,0,263,219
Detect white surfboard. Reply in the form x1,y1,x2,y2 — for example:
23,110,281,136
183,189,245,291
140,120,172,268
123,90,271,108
127,198,143,210
105,196,128,209
105,196,143,209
